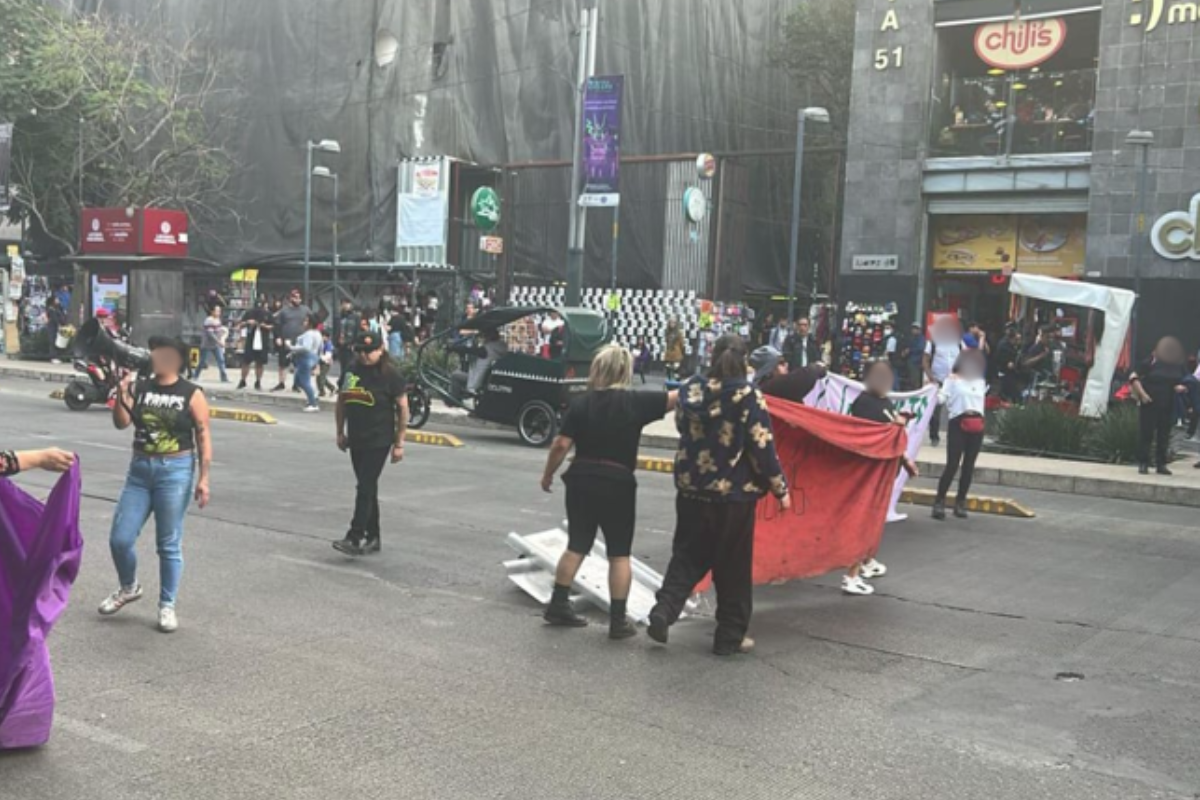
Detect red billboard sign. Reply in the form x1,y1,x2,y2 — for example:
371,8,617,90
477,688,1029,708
79,207,189,257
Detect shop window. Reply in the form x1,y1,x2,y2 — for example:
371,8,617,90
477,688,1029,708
928,11,1099,159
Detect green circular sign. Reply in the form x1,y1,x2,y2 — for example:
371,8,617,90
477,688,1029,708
471,187,501,232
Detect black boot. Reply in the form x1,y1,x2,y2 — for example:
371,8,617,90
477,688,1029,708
953,500,969,519
332,534,362,556
362,537,381,554
608,599,636,640
931,501,947,521
1138,464,1150,475
1157,465,1173,476
544,584,587,627
647,607,670,644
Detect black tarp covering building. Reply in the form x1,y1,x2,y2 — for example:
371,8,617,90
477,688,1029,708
64,0,817,295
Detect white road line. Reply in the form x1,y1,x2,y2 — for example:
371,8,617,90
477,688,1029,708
55,715,148,754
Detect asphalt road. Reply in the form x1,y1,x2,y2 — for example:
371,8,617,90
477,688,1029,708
2,377,1199,800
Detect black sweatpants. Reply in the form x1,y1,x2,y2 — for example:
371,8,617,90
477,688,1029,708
929,402,943,442
937,417,983,504
652,495,757,650
349,447,390,542
1138,401,1173,468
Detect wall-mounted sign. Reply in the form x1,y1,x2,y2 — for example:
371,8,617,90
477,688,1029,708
580,75,624,207
413,163,441,198
1151,192,1200,261
932,214,1086,278
1131,0,1200,32
80,207,188,257
470,187,500,232
683,187,706,223
139,208,189,257
479,235,504,255
696,153,717,180
974,18,1067,70
578,194,620,208
852,255,899,272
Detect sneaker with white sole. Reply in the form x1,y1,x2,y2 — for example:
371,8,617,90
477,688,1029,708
303,405,320,413
842,575,875,596
860,558,887,579
98,585,143,615
158,606,178,633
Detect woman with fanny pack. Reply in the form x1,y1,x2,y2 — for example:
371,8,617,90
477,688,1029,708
933,349,987,521
99,337,213,633
539,345,676,639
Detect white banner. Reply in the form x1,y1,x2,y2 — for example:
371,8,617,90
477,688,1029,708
805,373,939,519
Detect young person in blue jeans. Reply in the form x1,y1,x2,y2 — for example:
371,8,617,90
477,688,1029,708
289,314,323,412
99,337,212,633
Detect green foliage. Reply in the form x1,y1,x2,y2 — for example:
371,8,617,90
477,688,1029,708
395,344,457,384
993,401,1145,464
770,0,856,143
0,0,236,254
1085,403,1141,464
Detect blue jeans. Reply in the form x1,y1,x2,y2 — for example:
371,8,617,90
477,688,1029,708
1179,375,1200,428
197,347,228,382
109,454,195,606
292,350,318,406
388,332,404,360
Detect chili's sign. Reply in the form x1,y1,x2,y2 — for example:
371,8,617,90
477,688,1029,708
1131,0,1200,30
1150,193,1200,261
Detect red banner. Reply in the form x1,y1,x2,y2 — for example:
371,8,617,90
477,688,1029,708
139,208,188,257
80,207,188,257
752,399,907,584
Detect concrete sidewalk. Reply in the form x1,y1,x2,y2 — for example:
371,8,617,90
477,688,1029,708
6,356,1199,508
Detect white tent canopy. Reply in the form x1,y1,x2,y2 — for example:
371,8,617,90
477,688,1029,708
1009,274,1136,418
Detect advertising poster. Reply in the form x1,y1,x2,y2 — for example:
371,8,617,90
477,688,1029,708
91,274,128,317
931,214,1018,273
581,75,624,202
1016,214,1086,277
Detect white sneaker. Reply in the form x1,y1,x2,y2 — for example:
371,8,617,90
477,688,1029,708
98,585,143,615
158,606,178,633
860,558,888,579
303,405,320,413
886,512,909,523
842,575,875,596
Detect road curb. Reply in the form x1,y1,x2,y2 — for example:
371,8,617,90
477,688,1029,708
637,455,675,474
899,487,1035,519
210,407,277,425
406,431,464,448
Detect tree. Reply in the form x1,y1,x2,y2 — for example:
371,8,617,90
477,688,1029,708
769,0,857,143
0,0,239,255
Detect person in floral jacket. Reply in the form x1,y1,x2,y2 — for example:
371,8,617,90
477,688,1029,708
647,334,791,656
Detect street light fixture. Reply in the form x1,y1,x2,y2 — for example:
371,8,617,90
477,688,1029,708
312,166,341,303
1126,129,1154,359
786,107,830,325
304,139,341,298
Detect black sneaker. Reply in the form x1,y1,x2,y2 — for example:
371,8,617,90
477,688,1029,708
930,436,940,447
362,538,381,555
647,611,669,644
271,383,286,392
544,600,588,628
713,636,755,657
932,502,947,521
1138,464,1150,475
1157,466,1173,476
609,618,637,640
332,537,362,556
237,379,247,390
254,381,262,391
953,502,969,519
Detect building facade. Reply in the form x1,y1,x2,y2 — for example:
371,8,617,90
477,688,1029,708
840,0,1200,350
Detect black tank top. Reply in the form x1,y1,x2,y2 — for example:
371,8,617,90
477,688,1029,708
132,379,200,455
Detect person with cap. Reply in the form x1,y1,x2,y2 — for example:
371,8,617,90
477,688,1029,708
333,330,409,556
750,346,826,403
995,324,1024,403
99,336,212,634
271,289,312,392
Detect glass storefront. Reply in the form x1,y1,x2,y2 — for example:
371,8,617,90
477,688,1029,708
928,12,1100,159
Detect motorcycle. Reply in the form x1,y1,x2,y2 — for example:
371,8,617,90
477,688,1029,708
63,359,120,412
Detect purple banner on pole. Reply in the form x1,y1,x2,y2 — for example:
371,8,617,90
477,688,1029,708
581,75,623,201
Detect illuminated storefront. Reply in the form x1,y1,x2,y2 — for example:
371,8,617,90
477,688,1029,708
840,0,1200,349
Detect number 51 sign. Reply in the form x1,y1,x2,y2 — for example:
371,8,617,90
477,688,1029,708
873,1,904,71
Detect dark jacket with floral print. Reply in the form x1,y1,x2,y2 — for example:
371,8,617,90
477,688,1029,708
673,375,788,503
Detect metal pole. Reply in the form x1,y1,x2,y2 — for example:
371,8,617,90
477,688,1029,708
786,111,807,325
609,208,619,293
303,142,314,298
565,2,597,306
332,173,340,306
1132,143,1149,359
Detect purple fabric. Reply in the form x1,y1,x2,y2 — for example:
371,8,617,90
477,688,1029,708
0,463,83,749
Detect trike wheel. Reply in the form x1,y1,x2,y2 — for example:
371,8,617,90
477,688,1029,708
64,381,93,412
517,400,558,448
407,387,431,430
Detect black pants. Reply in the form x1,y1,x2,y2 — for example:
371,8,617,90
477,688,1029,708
1138,401,1173,468
349,447,390,542
929,402,943,442
336,348,355,386
564,475,637,558
652,496,757,650
937,417,983,504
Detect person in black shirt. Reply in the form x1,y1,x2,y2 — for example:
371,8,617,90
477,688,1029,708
1129,336,1189,476
750,346,826,403
237,297,273,390
539,345,677,639
334,299,361,386
843,360,917,596
333,330,409,555
995,324,1023,403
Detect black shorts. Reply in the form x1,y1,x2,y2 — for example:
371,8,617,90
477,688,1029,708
243,348,269,365
564,475,637,558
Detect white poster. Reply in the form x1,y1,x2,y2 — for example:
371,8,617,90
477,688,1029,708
397,194,447,247
91,274,128,317
413,163,441,198
805,373,940,518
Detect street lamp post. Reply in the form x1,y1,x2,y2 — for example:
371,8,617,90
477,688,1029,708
1126,129,1154,360
313,166,340,305
787,107,830,325
304,139,341,299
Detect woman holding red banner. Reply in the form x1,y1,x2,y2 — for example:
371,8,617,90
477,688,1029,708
933,349,988,521
647,334,791,656
842,360,918,596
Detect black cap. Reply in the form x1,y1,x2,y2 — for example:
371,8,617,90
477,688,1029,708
353,330,384,352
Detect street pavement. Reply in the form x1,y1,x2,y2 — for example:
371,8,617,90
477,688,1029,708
2,376,1199,800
